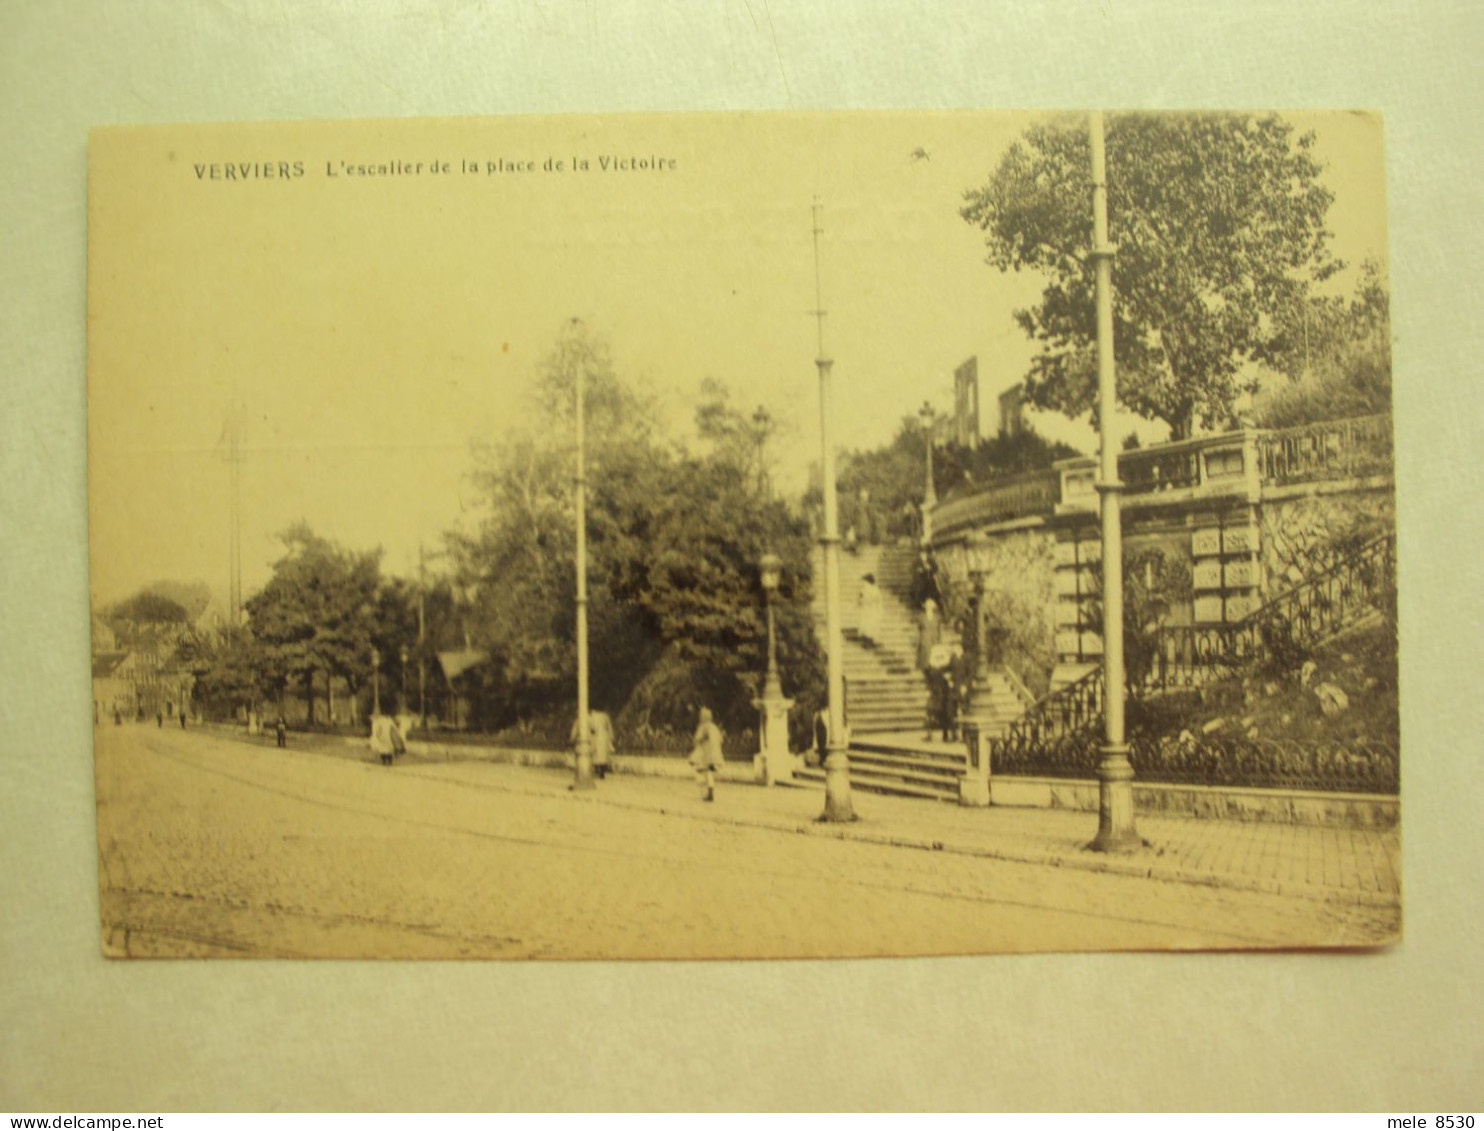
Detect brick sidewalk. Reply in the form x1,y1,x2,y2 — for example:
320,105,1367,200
405,754,1402,906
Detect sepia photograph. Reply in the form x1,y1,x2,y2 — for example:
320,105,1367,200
87,110,1398,960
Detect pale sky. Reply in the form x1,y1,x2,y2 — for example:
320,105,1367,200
87,111,1386,605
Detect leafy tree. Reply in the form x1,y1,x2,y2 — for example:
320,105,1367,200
962,112,1342,439
109,590,190,627
1255,259,1392,427
451,322,824,744
181,625,268,719
245,523,381,724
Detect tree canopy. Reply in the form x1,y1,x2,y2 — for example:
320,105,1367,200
962,112,1343,439
450,324,823,742
245,523,383,722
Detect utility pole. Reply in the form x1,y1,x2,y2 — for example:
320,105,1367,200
812,198,855,823
418,542,427,731
570,319,595,791
1087,111,1141,853
223,405,244,628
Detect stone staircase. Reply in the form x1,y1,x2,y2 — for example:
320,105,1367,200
800,541,1034,801
808,543,927,733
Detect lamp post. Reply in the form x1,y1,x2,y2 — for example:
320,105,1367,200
569,319,596,791
752,551,795,785
966,530,990,682
1087,110,1141,853
811,198,855,821
399,645,409,715
918,400,937,545
371,647,381,716
760,552,783,700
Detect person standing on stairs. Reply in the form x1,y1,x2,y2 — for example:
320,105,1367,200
857,573,884,647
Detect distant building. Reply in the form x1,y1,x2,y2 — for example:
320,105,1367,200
953,357,980,447
998,382,1026,437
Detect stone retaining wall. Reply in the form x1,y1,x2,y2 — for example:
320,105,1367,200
988,774,1397,829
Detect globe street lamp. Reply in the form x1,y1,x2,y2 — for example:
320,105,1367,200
966,530,990,682
752,550,795,785
918,400,937,545
760,551,783,700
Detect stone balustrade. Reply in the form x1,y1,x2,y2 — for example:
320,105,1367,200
928,413,1392,543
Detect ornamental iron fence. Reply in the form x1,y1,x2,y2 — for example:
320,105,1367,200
1144,531,1395,692
1257,413,1393,486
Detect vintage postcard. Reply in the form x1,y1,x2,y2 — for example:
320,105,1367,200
87,111,1397,959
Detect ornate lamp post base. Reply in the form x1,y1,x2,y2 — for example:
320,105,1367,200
752,694,796,785
1087,743,1143,853
818,747,857,822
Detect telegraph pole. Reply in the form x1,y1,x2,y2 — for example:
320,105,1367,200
223,405,245,628
570,319,595,790
1087,111,1141,853
418,542,428,731
812,198,855,823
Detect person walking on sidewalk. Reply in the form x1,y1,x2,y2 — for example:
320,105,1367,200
689,707,725,802
570,708,616,781
591,708,615,780
370,712,403,766
275,715,288,748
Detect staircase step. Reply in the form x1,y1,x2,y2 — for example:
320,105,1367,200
848,749,968,775
794,765,957,802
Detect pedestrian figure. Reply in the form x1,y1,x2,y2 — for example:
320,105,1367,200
591,709,614,780
857,573,883,647
156,709,163,728
179,708,187,729
275,715,288,749
812,708,828,768
370,712,403,766
916,597,940,671
689,707,725,802
114,708,122,726
570,708,615,780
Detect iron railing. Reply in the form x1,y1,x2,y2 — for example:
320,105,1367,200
933,470,1060,537
1257,413,1393,485
988,666,1104,778
1144,531,1395,692
989,530,1397,792
990,722,1398,794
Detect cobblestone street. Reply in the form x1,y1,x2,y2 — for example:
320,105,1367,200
94,723,1399,959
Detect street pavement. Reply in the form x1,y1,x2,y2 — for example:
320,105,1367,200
93,722,1399,959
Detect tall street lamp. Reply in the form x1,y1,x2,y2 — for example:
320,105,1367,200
760,552,783,699
918,400,937,545
811,200,854,822
966,530,990,682
569,319,596,791
752,551,795,785
1087,111,1141,853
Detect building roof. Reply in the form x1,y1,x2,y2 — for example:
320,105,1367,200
92,652,129,679
437,648,489,682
